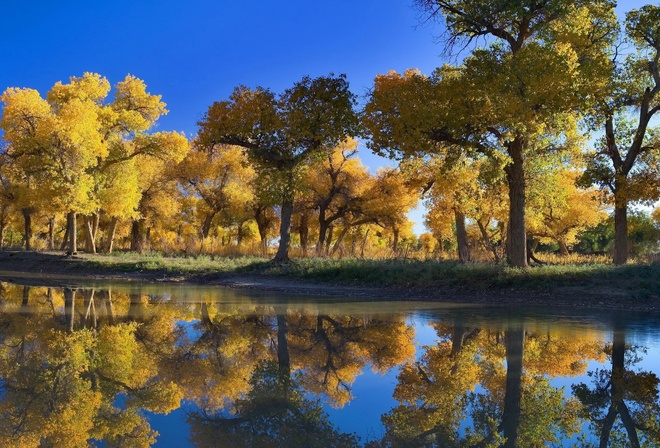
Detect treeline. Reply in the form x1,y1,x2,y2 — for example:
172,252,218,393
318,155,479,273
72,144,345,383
1,2,660,266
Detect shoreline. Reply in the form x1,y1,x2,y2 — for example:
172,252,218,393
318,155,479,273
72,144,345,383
0,250,658,313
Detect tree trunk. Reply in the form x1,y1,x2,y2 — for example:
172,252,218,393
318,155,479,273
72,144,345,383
83,215,97,254
67,211,77,255
237,220,246,246
61,217,70,251
131,219,146,253
504,138,527,267
558,239,569,256
360,228,370,259
0,205,8,249
331,225,349,257
255,209,270,257
613,195,628,265
0,220,5,249
299,213,309,257
47,216,55,250
317,208,329,256
274,197,294,262
22,208,32,251
105,217,118,254
324,225,334,255
201,213,215,240
477,218,500,263
454,208,470,264
392,227,400,254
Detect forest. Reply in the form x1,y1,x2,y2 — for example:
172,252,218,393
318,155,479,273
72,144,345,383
1,1,660,268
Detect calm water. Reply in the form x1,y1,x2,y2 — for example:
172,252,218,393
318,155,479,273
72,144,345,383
0,280,658,447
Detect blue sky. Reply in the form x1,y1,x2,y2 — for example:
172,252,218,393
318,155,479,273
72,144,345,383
0,0,651,234
1,1,443,138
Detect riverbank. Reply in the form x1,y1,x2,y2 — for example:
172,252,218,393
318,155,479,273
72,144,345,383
0,250,659,312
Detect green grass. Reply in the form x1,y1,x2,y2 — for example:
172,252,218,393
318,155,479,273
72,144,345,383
63,252,660,297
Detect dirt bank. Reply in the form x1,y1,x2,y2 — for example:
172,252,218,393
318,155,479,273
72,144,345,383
0,250,658,313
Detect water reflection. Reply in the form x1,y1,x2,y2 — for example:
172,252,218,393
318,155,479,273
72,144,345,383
0,282,657,447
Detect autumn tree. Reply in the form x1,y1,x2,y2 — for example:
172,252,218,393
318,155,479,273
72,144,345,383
527,163,606,256
177,144,255,253
197,74,358,262
365,1,616,267
582,5,660,264
300,138,372,256
0,73,189,254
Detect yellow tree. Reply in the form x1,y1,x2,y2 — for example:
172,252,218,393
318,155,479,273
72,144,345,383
88,76,189,254
178,144,255,246
0,73,189,254
300,138,372,256
1,74,108,253
130,139,189,253
357,168,419,255
527,167,606,256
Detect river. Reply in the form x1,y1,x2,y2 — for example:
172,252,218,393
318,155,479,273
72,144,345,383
0,279,657,447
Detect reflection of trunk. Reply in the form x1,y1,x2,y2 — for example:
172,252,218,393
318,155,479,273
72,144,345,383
20,286,30,316
455,209,470,264
599,330,640,448
100,289,115,324
451,324,466,357
277,314,291,381
504,137,527,268
22,208,32,251
274,197,294,262
105,217,118,254
64,288,76,332
127,294,148,321
82,289,97,329
499,328,524,448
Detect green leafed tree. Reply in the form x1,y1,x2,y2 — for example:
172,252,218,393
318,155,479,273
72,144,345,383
197,74,358,262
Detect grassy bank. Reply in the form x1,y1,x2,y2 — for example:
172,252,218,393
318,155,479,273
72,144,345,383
51,251,660,299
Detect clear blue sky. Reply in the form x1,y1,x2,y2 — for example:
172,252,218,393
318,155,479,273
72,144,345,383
0,0,651,234
1,1,443,137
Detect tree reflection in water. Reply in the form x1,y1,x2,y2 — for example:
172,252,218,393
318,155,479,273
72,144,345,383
0,282,656,447
573,329,660,447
